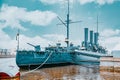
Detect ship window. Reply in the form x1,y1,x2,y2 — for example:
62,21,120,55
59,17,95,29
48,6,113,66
36,52,44,55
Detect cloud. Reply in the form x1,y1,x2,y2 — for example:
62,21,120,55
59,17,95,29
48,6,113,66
40,0,116,5
0,29,52,50
0,4,57,30
113,42,120,50
19,35,52,50
79,0,94,5
0,30,16,49
43,34,66,46
40,0,61,4
100,29,120,38
43,34,81,46
40,0,74,5
79,0,115,5
43,34,65,41
99,29,120,51
1,28,119,52
0,4,57,51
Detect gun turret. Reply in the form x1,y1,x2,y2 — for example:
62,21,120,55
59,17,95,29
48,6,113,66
27,43,41,51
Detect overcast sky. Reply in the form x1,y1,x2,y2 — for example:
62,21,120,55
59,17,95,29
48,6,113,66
0,0,120,51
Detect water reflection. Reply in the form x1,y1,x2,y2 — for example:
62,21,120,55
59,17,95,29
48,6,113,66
100,71,120,80
0,58,119,80
100,57,120,80
1,58,120,80
21,65,104,80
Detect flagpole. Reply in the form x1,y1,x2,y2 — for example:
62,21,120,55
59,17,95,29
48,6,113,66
17,29,20,51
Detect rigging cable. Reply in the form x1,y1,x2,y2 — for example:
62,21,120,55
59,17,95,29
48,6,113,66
21,51,53,76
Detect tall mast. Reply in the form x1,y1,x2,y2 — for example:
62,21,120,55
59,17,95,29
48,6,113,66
97,12,98,33
96,9,99,45
66,0,70,47
57,0,81,47
17,29,20,51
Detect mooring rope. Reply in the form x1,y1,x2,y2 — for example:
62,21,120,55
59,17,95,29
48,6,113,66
21,51,53,76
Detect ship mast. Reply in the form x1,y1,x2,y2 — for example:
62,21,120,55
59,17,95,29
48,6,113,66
97,12,99,33
96,8,99,46
16,29,20,51
66,0,70,47
57,0,82,47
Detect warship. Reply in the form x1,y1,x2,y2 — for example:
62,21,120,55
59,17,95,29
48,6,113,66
16,0,108,67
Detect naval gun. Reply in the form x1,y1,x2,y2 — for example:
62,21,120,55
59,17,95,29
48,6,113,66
27,43,41,52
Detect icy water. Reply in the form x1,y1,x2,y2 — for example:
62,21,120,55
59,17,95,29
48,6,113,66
0,58,119,80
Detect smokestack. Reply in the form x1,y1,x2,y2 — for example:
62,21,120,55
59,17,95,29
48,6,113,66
84,28,88,49
90,30,93,44
94,32,99,45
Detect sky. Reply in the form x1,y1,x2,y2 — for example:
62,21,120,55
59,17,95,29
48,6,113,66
0,0,120,51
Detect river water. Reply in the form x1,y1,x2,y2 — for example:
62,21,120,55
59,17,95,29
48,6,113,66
21,65,102,80
0,58,119,80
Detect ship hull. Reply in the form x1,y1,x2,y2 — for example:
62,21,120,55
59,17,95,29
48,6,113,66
75,54,100,65
16,51,74,67
16,50,108,67
74,50,107,65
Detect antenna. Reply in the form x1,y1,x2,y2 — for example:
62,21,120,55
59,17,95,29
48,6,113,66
57,0,82,47
97,12,99,33
95,6,101,45
96,5,100,33
68,0,69,14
